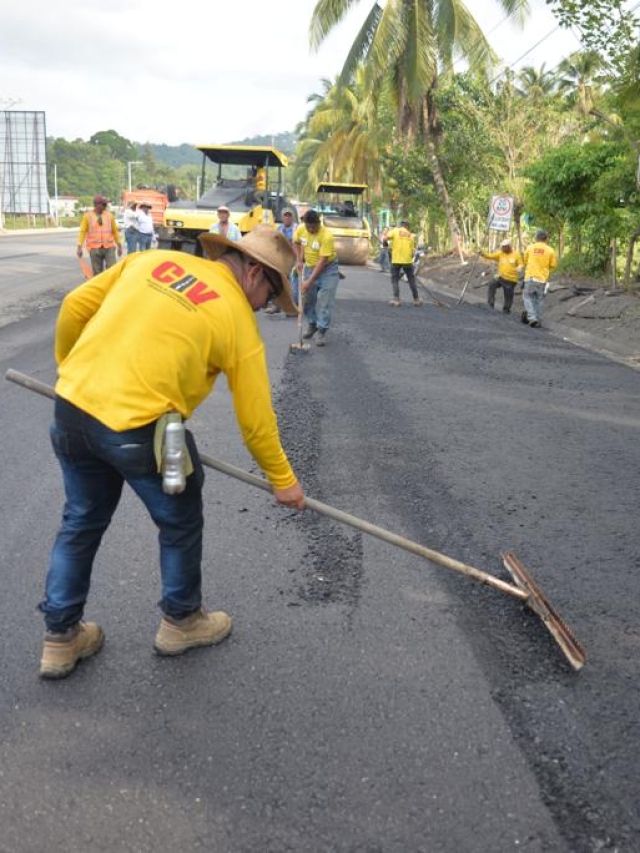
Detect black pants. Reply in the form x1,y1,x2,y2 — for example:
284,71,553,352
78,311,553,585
488,277,516,312
391,264,418,299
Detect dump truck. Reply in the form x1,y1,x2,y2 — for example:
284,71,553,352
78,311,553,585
157,145,295,254
121,188,168,227
316,182,371,265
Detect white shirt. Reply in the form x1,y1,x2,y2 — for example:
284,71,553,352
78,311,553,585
136,209,155,235
124,208,138,229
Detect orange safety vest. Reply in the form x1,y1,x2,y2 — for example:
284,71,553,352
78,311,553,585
85,211,117,250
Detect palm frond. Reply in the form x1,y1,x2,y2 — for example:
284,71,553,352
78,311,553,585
496,0,530,26
402,0,437,102
435,0,498,75
310,0,370,50
337,3,384,85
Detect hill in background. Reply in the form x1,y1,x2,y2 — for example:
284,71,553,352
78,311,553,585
138,131,297,167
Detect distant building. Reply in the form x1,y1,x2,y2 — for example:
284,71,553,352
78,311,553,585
50,196,78,218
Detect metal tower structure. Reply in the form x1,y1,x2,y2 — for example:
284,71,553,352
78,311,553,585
0,111,49,223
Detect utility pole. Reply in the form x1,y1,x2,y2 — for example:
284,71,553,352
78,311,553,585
53,163,58,225
127,160,143,192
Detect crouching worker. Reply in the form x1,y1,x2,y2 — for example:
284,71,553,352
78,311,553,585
294,209,340,347
481,238,523,314
39,225,305,679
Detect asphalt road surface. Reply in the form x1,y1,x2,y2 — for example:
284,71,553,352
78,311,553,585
1,234,639,852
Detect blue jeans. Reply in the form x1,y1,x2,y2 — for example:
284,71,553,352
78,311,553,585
40,397,205,632
290,268,299,308
523,279,545,322
137,233,153,251
125,227,139,254
303,261,340,331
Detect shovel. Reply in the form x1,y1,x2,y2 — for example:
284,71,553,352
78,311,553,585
289,284,310,353
4,368,586,671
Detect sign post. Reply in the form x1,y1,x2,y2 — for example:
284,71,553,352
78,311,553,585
489,194,514,232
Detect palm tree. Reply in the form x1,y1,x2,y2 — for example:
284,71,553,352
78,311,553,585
516,63,558,107
309,0,530,252
555,50,604,118
292,71,392,200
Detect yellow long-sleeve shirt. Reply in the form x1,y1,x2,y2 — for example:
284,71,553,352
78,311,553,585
524,241,557,282
481,249,523,283
54,251,296,489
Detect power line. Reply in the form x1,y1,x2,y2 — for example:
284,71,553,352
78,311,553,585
488,0,640,86
487,24,563,87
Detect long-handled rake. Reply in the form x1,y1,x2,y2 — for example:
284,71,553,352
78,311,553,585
457,213,496,306
5,368,586,671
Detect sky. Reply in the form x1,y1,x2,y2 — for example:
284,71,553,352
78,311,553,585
0,0,585,147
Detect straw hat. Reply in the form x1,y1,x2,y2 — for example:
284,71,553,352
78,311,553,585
199,225,297,314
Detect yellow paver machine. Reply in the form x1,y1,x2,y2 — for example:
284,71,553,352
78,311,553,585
158,145,295,255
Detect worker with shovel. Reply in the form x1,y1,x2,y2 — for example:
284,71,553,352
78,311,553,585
294,209,340,347
38,225,305,679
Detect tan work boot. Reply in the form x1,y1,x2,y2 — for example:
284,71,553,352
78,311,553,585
388,299,401,307
40,622,104,679
154,608,232,656
413,298,424,307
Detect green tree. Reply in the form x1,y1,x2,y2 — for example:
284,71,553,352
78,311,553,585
292,71,392,199
545,0,638,70
555,50,605,119
525,140,633,271
309,0,530,251
89,129,137,162
516,64,557,106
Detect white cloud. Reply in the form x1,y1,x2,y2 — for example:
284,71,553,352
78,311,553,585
0,0,583,146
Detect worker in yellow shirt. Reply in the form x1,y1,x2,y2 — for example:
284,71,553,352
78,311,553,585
38,226,305,679
481,238,523,314
386,220,423,307
522,229,558,328
293,209,340,347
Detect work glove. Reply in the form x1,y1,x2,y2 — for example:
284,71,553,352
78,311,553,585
544,283,550,296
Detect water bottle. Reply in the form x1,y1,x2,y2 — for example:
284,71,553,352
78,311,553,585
162,420,187,494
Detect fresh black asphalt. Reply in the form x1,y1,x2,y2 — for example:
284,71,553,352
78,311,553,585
1,254,638,852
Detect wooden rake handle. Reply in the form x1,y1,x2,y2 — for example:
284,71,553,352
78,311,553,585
5,368,526,602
